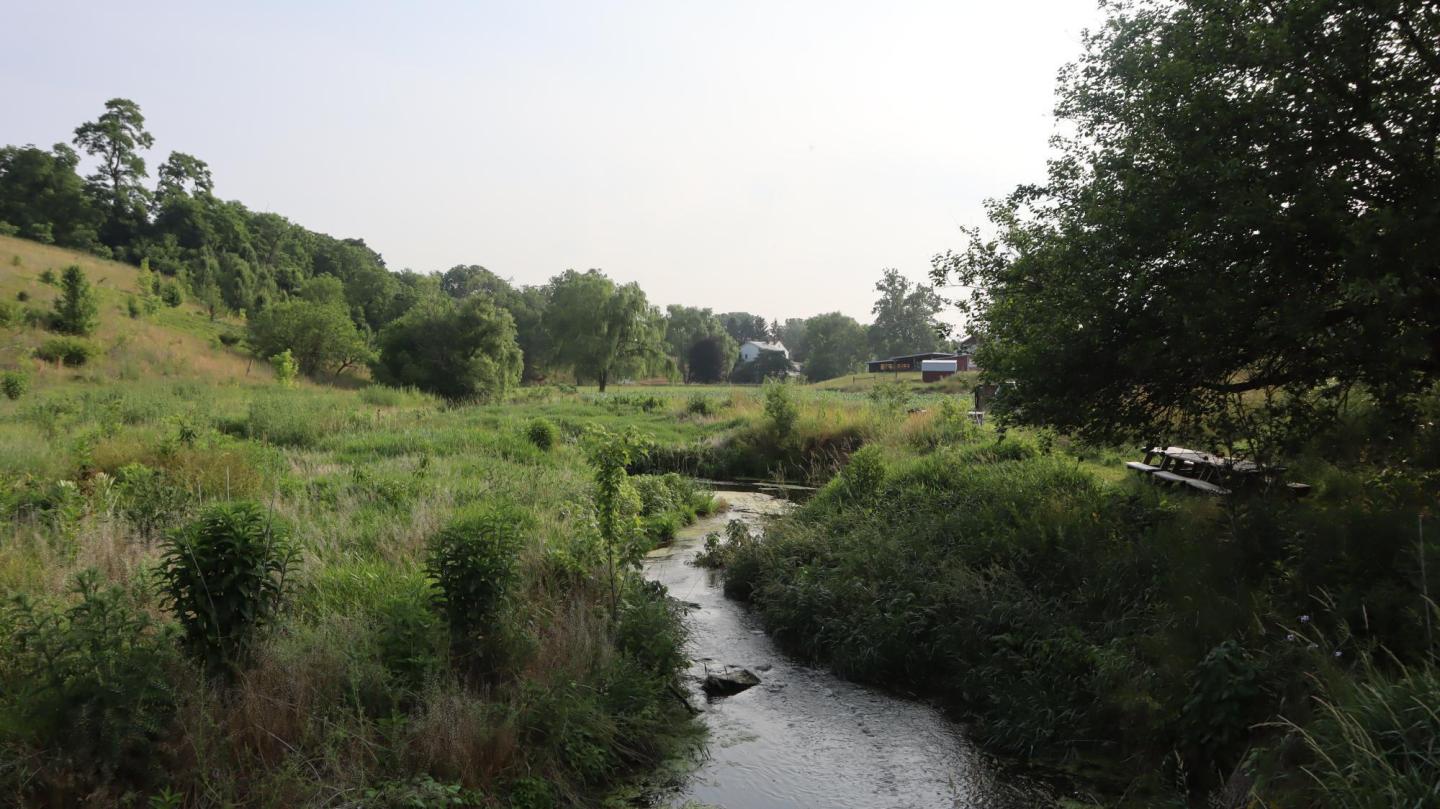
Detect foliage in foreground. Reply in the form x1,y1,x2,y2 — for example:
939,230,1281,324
710,430,1439,805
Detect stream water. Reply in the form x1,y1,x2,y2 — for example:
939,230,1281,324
642,490,1046,809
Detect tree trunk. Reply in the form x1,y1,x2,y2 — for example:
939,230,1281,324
598,369,608,393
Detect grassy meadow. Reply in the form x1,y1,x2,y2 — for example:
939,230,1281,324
3,235,1437,808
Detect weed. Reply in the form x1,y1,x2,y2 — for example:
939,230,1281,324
159,502,296,675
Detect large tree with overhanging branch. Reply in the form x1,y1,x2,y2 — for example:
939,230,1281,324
933,0,1440,455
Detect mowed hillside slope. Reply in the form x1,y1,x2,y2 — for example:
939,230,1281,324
0,234,269,385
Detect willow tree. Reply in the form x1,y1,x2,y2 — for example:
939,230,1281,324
544,270,667,391
933,0,1440,455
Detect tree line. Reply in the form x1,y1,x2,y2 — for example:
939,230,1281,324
0,100,955,396
931,0,1440,454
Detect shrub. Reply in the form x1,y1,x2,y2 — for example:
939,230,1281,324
270,349,298,388
525,417,559,451
125,295,142,319
0,299,17,327
51,265,99,336
1,370,28,400
114,463,188,539
0,571,178,793
685,394,720,416
159,502,296,674
425,502,527,652
38,268,56,285
763,380,799,439
35,336,96,366
867,379,912,413
0,221,16,237
16,290,29,302
158,281,182,307
217,330,243,347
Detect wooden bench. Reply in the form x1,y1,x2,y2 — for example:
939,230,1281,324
1183,478,1230,496
1125,461,1159,474
1152,470,1189,485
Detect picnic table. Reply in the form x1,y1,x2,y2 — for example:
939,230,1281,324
1124,446,1293,496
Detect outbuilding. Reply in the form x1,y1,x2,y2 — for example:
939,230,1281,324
921,359,958,382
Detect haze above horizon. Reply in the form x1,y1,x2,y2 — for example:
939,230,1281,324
3,0,1101,322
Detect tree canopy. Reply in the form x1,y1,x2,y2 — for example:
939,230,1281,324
932,0,1440,452
373,295,522,400
867,268,945,360
544,270,667,392
800,312,869,382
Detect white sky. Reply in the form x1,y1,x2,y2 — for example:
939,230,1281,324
3,0,1102,323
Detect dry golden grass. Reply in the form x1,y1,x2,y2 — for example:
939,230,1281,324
0,234,269,386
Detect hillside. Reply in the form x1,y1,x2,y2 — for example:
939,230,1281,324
1,234,268,386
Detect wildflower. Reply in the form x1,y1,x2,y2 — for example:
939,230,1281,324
1308,643,1319,651
1285,633,1296,642
1333,650,1343,658
1299,614,1311,624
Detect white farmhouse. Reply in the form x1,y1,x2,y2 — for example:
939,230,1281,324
738,341,788,363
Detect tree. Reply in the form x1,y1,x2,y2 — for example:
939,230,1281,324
248,297,375,379
0,144,101,249
544,270,666,392
931,0,1440,452
52,265,99,335
719,312,770,343
867,268,945,360
730,349,791,384
72,98,154,245
155,151,213,200
775,318,811,363
802,312,869,382
665,305,735,382
688,335,730,383
373,295,522,400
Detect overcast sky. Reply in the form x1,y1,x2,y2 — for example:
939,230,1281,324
3,0,1101,323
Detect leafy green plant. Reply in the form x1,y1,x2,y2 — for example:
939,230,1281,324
525,417,559,451
763,380,799,440
159,502,296,674
585,425,647,614
38,268,56,285
114,462,188,539
1,370,28,400
0,571,179,793
867,379,911,414
270,349,298,388
35,336,96,366
685,394,720,416
51,265,99,335
159,281,182,307
425,502,527,653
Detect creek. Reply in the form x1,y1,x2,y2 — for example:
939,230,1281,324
642,489,1047,809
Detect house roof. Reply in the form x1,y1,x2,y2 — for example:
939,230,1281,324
741,341,788,353
868,351,959,363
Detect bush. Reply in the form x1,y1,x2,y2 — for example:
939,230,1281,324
685,394,721,416
35,336,96,366
270,349,298,388
38,268,56,285
217,330,243,347
763,380,799,439
0,299,17,327
0,571,179,794
125,295,142,319
158,281,182,307
51,265,99,336
159,502,296,674
16,290,29,302
425,502,528,656
1,370,28,400
525,418,559,451
114,463,188,539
